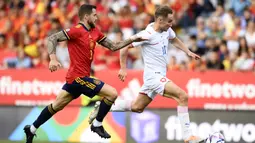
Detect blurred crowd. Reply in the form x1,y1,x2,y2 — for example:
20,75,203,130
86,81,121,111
0,0,254,72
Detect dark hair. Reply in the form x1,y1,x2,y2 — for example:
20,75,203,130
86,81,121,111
238,37,248,56
155,5,173,19
78,4,97,20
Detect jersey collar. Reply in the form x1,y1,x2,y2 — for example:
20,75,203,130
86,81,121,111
146,23,157,34
79,22,91,31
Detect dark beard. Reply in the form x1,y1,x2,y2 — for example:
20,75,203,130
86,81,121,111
88,21,95,28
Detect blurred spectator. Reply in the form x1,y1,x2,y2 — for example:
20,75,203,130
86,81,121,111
190,17,208,52
219,41,228,61
129,47,144,69
221,9,235,36
241,7,255,29
104,29,122,69
250,0,255,15
238,37,249,56
4,48,32,69
206,17,224,40
94,27,122,71
205,37,219,53
233,51,254,71
245,20,255,48
168,56,180,71
206,51,225,70
219,41,232,70
0,34,6,49
230,0,251,16
33,49,49,69
56,42,69,68
224,16,245,54
117,5,134,40
168,46,189,65
188,34,206,55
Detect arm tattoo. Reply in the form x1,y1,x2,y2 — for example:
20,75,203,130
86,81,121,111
100,38,133,51
47,31,68,54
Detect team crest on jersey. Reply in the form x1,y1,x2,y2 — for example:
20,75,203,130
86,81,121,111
75,24,81,28
160,78,167,82
93,79,101,85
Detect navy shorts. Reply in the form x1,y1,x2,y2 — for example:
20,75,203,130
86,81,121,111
62,77,104,99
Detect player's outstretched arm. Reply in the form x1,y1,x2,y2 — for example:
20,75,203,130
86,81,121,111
47,31,68,55
171,37,190,54
47,31,67,72
172,37,200,60
100,35,145,51
118,45,132,82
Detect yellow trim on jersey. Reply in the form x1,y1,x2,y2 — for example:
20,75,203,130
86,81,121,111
63,30,70,40
75,24,82,28
47,104,56,115
97,36,106,43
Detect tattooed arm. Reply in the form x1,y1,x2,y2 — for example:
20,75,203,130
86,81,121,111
47,31,68,72
99,34,146,51
99,37,133,51
47,31,68,60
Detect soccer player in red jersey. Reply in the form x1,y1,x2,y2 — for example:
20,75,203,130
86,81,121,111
23,4,145,143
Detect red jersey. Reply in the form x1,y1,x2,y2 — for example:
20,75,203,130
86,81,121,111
63,23,106,83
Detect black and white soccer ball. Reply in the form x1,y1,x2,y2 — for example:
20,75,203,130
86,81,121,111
205,132,225,143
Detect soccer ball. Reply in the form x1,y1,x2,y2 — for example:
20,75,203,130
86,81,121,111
205,132,225,143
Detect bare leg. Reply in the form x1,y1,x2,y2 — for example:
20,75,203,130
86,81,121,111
131,93,152,113
163,81,194,141
89,93,152,126
110,93,152,113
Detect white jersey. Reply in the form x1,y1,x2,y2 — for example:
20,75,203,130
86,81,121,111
132,23,176,77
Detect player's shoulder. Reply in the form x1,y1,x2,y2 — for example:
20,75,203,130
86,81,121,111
167,27,175,32
65,24,83,32
167,27,176,39
136,29,154,40
71,24,84,30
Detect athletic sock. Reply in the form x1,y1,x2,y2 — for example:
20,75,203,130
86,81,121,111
177,106,193,140
32,104,56,133
93,98,114,126
110,98,132,112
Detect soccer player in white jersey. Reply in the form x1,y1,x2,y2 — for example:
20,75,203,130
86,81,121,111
89,5,205,143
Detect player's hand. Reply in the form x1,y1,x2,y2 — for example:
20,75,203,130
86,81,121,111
118,68,127,82
188,51,200,60
130,34,148,42
49,60,62,72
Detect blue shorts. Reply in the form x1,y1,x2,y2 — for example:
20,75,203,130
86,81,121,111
62,77,104,99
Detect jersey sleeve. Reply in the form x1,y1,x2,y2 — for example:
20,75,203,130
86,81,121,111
131,30,149,47
168,28,176,40
95,27,106,43
62,25,82,40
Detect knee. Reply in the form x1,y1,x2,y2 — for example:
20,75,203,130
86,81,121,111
52,102,65,112
52,90,72,112
107,88,118,101
178,90,188,105
52,99,68,112
131,104,144,113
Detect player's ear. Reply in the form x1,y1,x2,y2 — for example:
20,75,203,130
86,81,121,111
84,14,89,20
157,16,163,22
